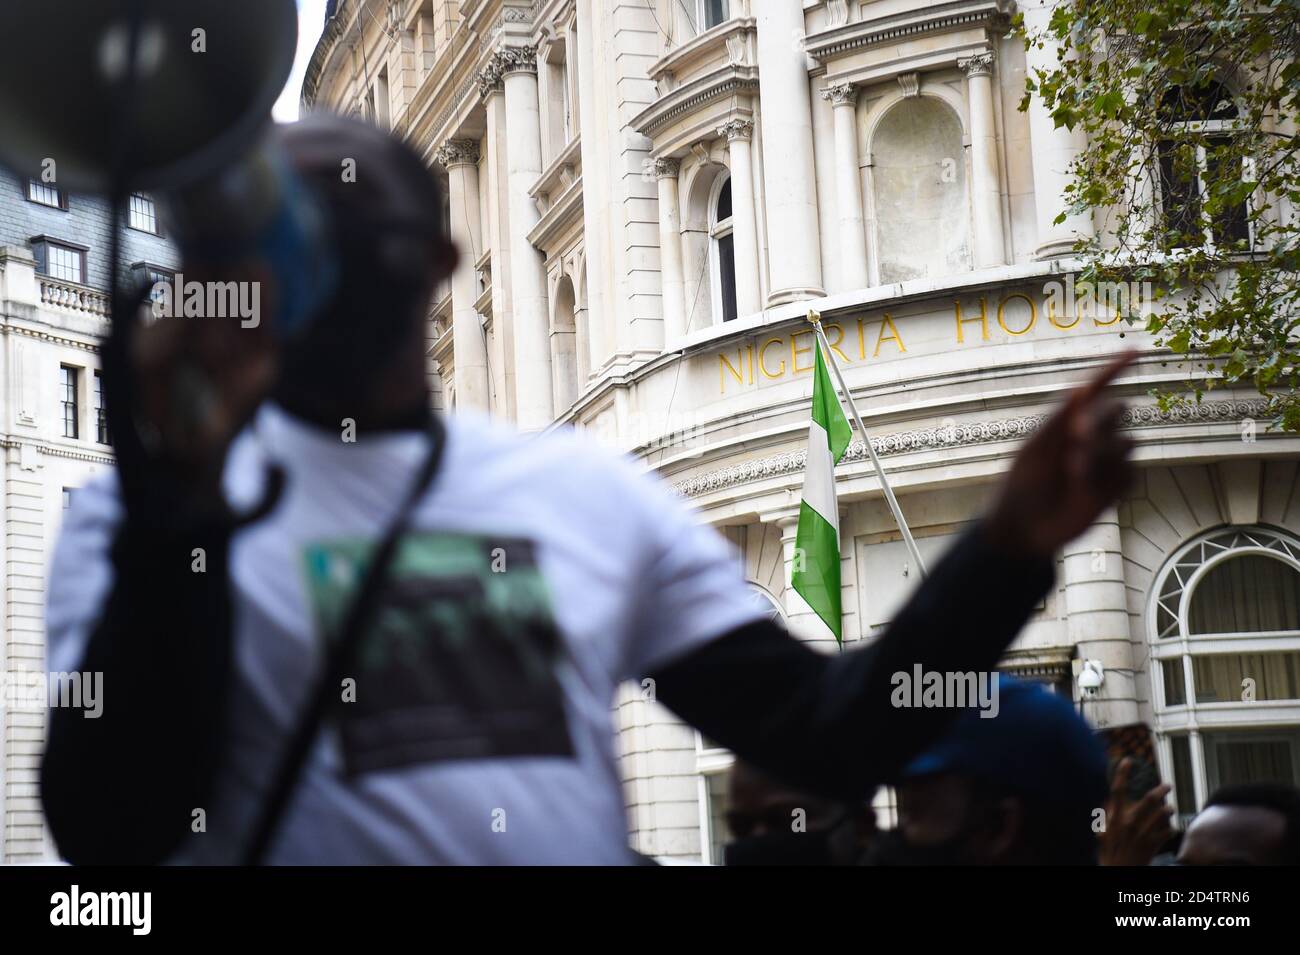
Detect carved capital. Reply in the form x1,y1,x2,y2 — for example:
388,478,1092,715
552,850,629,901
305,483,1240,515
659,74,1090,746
497,44,538,76
957,52,995,78
718,118,754,143
820,82,857,108
436,139,480,168
653,157,680,180
476,60,504,99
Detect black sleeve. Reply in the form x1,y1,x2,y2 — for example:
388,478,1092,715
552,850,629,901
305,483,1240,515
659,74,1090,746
40,519,236,865
649,520,1055,801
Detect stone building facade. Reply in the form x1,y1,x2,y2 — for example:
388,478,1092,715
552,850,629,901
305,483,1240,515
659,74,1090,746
2,0,1296,865
0,171,177,862
302,0,1300,862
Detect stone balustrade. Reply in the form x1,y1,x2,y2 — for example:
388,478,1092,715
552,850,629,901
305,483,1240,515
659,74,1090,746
39,277,110,317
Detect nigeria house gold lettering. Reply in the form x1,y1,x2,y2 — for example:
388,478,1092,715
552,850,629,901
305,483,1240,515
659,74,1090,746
719,318,906,393
716,292,1124,393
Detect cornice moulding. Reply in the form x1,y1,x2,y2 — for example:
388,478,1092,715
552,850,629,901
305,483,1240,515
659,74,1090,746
669,397,1276,498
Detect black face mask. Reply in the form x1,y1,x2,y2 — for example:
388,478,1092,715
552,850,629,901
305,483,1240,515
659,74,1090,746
724,813,859,866
724,829,838,866
863,828,973,866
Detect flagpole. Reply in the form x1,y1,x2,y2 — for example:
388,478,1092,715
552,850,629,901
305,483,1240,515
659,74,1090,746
807,309,928,579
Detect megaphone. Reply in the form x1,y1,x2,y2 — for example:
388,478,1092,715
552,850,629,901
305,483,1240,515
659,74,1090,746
0,0,335,343
0,0,333,519
0,0,299,194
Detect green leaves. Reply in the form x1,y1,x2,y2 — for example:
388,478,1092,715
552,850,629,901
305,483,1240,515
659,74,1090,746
1015,0,1300,432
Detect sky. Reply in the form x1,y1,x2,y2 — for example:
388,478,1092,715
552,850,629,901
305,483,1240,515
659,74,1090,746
273,0,330,123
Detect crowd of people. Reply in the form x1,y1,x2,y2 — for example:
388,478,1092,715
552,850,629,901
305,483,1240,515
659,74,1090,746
722,677,1300,866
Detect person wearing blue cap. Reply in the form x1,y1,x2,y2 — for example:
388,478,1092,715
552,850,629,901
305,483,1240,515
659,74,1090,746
867,676,1109,866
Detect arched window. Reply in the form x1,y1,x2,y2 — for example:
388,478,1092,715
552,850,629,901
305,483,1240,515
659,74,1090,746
1149,526,1300,821
550,275,579,414
1156,80,1250,250
870,96,971,284
710,175,738,323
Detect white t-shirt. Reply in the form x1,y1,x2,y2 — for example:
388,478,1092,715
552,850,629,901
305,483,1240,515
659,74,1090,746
46,404,765,864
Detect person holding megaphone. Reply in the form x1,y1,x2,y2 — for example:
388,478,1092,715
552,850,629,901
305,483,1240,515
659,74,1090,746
14,2,1138,866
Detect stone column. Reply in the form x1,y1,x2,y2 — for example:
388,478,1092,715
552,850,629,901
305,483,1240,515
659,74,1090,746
958,52,1007,268
499,45,554,431
754,2,824,304
822,82,869,290
1063,506,1139,729
654,158,687,344
478,62,514,419
1022,0,1095,257
720,119,762,319
436,140,490,411
574,0,608,376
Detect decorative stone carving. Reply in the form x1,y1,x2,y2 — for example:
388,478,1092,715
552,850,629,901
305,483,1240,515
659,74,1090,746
826,0,850,28
897,72,920,98
497,44,538,76
435,139,480,168
653,157,680,179
725,34,748,66
670,398,1274,498
957,52,995,78
476,59,504,99
503,3,537,23
718,118,754,142
820,82,857,108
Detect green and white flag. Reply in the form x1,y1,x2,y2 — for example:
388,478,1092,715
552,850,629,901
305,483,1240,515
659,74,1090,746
792,340,853,643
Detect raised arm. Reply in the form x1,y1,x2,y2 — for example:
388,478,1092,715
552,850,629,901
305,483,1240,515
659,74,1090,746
42,306,277,865
652,352,1137,799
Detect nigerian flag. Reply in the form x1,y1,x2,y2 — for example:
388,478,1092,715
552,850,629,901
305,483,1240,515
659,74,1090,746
792,340,852,643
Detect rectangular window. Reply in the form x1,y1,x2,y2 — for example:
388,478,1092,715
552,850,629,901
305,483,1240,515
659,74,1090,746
1170,734,1196,823
717,232,738,322
94,371,110,445
1206,731,1299,791
62,488,72,510
27,179,65,208
1158,137,1251,250
373,67,390,128
1161,658,1187,706
1203,140,1251,247
48,244,84,283
704,769,731,865
702,0,729,30
1158,141,1202,248
133,263,175,303
36,240,87,284
128,193,159,234
1192,651,1300,703
60,365,79,439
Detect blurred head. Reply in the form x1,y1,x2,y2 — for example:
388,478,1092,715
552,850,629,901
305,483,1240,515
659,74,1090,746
868,676,1108,866
1177,783,1300,866
273,113,458,424
723,760,875,866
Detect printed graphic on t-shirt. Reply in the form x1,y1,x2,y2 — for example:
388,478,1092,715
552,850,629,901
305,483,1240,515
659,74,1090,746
302,532,574,775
